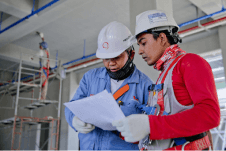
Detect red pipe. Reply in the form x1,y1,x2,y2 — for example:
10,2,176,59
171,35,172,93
66,58,100,70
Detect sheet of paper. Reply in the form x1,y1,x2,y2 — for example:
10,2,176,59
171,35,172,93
64,90,125,130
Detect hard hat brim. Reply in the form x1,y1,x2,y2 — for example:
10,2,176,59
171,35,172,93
96,49,125,59
130,36,137,43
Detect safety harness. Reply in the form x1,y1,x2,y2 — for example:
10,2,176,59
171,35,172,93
139,54,211,150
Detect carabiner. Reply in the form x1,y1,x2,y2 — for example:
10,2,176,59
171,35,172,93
154,104,160,115
182,141,190,151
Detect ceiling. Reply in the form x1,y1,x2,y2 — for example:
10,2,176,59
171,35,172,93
0,0,226,63
0,0,130,62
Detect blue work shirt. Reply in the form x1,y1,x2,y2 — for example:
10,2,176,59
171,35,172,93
65,66,153,150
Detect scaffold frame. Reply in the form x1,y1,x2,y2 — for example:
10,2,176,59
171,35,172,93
0,52,62,150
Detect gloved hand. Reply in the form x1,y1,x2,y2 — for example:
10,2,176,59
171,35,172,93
112,114,150,142
72,116,95,134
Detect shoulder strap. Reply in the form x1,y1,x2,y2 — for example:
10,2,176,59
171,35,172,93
161,54,185,83
156,54,186,115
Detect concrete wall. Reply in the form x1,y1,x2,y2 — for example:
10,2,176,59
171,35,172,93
58,73,70,150
67,72,80,150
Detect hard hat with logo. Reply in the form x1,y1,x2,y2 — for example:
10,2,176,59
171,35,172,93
96,21,136,59
134,10,179,38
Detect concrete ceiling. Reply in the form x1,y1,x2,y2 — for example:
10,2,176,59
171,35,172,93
0,0,130,62
0,0,226,63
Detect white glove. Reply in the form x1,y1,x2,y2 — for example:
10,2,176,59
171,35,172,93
112,114,150,142
72,116,95,134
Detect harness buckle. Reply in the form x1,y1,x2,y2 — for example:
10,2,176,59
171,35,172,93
182,141,190,151
154,104,160,115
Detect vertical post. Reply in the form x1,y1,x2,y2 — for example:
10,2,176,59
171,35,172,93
15,53,22,111
222,121,226,150
39,58,43,100
33,73,35,102
57,69,62,118
56,118,60,150
56,62,62,150
35,124,41,150
50,120,54,149
18,120,23,150
11,53,22,149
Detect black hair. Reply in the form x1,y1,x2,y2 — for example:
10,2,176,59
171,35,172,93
139,28,182,45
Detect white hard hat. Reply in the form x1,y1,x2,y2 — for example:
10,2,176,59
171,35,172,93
134,10,179,38
96,21,136,59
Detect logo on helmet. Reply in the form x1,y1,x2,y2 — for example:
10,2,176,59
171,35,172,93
102,42,109,50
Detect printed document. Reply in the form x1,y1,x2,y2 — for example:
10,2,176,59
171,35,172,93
64,90,125,130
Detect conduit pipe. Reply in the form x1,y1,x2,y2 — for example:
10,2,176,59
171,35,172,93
62,52,96,67
0,0,59,34
178,7,226,28
66,58,102,73
179,16,226,37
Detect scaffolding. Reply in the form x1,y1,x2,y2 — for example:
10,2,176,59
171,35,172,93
0,53,62,150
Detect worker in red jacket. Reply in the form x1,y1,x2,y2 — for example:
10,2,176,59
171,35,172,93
112,10,220,150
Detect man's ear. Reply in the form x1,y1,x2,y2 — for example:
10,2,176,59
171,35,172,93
159,33,168,45
130,50,135,60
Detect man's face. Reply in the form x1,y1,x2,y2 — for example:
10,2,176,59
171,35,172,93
137,33,164,66
103,51,129,72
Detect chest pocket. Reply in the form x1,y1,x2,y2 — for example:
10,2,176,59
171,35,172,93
122,100,140,116
113,84,140,116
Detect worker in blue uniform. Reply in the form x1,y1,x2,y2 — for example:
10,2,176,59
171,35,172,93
64,21,153,150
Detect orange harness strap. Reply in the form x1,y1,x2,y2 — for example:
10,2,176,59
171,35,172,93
113,84,129,100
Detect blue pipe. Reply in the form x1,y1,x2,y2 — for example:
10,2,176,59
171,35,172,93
179,7,226,28
32,0,36,13
0,0,59,34
62,53,96,66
